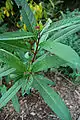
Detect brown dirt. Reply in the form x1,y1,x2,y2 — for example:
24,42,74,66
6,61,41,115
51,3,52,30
0,72,80,120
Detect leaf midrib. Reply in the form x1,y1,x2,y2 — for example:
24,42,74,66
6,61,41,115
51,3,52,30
34,76,67,119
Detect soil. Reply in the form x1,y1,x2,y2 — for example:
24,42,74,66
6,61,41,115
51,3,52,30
0,72,80,120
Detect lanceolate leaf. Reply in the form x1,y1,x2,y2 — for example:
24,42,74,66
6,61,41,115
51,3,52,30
33,75,56,86
0,49,26,73
0,31,34,41
46,24,80,42
41,42,80,70
32,54,66,72
0,64,10,74
0,64,16,79
21,76,34,96
44,16,80,34
39,33,49,44
40,18,52,35
0,40,29,52
32,75,72,120
21,78,28,96
0,68,16,78
14,0,36,32
1,85,7,96
0,79,22,108
25,75,33,92
12,95,20,112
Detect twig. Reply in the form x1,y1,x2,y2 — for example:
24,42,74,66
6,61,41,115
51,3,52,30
75,90,80,98
25,103,29,115
20,115,24,120
4,114,9,120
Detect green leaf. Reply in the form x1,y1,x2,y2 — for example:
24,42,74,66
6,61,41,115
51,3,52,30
40,34,49,44
46,24,80,42
41,41,80,70
14,0,36,32
0,41,24,53
0,49,26,73
0,64,9,74
0,31,34,41
21,78,28,96
44,16,80,34
34,75,56,86
25,75,33,92
0,68,16,78
12,94,20,112
32,75,72,120
1,85,7,96
0,79,22,108
32,54,66,72
9,74,22,81
22,76,33,96
40,18,52,35
0,40,29,52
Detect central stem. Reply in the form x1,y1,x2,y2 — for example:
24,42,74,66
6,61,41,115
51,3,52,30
32,33,40,63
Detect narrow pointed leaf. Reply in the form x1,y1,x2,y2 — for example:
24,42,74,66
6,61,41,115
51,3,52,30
21,76,33,96
0,49,26,72
40,18,52,35
0,68,16,78
12,95,20,112
14,0,36,32
25,76,33,93
32,75,72,120
0,79,23,108
0,65,10,74
0,31,34,41
32,54,66,72
47,24,80,42
0,40,29,52
41,42,80,69
21,78,28,96
40,33,49,43
33,75,55,86
1,86,7,96
44,16,80,34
